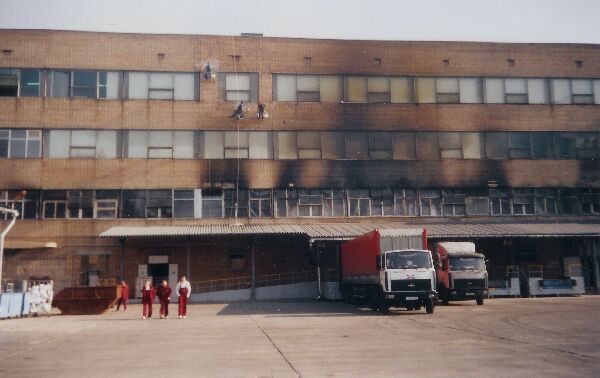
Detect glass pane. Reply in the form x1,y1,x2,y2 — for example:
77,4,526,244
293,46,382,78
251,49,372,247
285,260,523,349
416,133,439,160
484,78,505,103
345,132,369,159
148,148,172,158
50,71,70,97
320,76,342,102
551,79,571,104
173,131,194,159
297,75,319,91
393,132,416,160
20,69,41,97
48,130,70,158
148,131,173,147
460,132,482,159
436,77,458,93
346,77,367,102
459,78,481,103
174,73,195,100
276,132,298,159
572,79,592,95
99,71,120,99
127,131,148,158
527,79,547,104
96,131,117,158
369,132,393,159
249,132,271,159
174,200,194,218
225,74,250,91
204,131,224,159
226,91,249,101
367,77,389,93
594,80,600,105
225,131,249,148
505,78,527,94
27,140,40,158
390,77,411,103
128,72,149,99
73,70,96,87
71,130,96,147
149,72,174,89
416,78,436,103
439,132,461,149
321,132,344,159
275,75,296,101
9,139,26,158
486,132,509,159
149,89,173,100
71,147,95,158
531,133,553,158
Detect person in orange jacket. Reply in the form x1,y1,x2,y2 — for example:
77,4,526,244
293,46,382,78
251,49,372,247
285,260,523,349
116,280,129,311
156,280,172,319
141,280,155,320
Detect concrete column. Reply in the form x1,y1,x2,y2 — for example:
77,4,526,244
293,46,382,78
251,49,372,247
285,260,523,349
250,239,256,300
592,239,600,291
186,240,191,279
119,238,126,281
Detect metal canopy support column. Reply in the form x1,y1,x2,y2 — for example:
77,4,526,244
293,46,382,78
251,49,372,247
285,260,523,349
186,239,191,279
592,239,600,292
119,238,126,281
251,237,256,300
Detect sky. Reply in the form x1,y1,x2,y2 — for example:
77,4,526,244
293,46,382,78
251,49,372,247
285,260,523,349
0,0,598,43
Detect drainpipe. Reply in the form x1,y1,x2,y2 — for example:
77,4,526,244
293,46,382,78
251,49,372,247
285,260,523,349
0,207,19,293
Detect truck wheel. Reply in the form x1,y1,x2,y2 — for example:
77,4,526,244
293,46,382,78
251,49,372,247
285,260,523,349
380,305,390,315
476,297,484,305
414,305,421,311
425,299,435,314
439,287,449,305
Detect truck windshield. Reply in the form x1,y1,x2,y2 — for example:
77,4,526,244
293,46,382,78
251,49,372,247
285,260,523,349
386,251,431,269
449,257,485,270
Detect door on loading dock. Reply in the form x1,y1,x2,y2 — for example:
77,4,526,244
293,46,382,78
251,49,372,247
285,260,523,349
148,263,169,287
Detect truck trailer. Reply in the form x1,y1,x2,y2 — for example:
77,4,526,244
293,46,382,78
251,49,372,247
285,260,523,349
434,242,488,305
340,229,437,314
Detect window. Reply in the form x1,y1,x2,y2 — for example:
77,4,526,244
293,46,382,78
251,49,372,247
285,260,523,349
94,190,119,219
484,78,505,104
127,130,193,159
508,133,531,158
19,69,42,97
174,190,194,218
345,76,367,102
276,189,298,217
146,190,172,218
559,188,581,215
274,74,342,102
67,190,93,218
48,70,120,99
127,72,197,100
419,190,442,216
555,132,599,159
274,132,298,159
323,189,345,216
535,188,558,215
202,131,224,159
465,189,489,215
345,133,369,160
298,132,321,159
459,78,482,103
416,78,435,103
390,77,413,103
321,132,345,159
439,132,462,159
0,129,41,158
47,130,118,158
490,189,511,215
527,79,548,104
219,73,258,102
531,133,554,159
571,79,594,104
201,189,224,218
249,190,272,217
367,77,390,103
42,190,67,219
416,133,439,160
442,189,465,216
512,188,535,215
393,133,416,160
225,132,249,159
394,189,417,216
370,189,394,216
0,190,39,220
485,132,509,159
580,189,600,215
347,190,371,216
436,78,460,103
121,190,146,218
504,78,528,104
298,189,324,217
0,68,18,96
70,130,97,158
369,133,393,159
225,189,248,218
249,132,272,159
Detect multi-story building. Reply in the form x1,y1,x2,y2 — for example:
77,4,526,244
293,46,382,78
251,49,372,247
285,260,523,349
0,30,599,298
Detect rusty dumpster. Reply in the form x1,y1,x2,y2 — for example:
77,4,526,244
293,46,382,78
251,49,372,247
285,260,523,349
52,286,121,315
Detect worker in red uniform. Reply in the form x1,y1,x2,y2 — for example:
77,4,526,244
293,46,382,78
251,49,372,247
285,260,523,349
141,280,155,320
175,276,191,319
116,280,129,311
156,280,172,319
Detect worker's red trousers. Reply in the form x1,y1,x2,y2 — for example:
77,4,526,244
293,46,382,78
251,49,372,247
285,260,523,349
116,298,128,310
178,288,188,316
143,303,153,318
160,301,169,317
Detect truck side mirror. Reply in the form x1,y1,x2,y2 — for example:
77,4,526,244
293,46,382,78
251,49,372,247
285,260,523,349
376,256,381,271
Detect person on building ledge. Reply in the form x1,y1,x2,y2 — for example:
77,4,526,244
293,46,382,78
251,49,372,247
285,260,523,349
116,280,129,311
203,62,213,81
141,280,155,320
257,102,267,119
231,101,247,119
157,280,172,319
176,276,191,319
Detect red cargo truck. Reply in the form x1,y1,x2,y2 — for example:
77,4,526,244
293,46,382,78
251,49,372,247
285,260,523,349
341,229,437,314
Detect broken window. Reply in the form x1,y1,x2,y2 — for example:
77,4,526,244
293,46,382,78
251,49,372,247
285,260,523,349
370,189,394,216
558,188,581,215
201,189,223,218
580,188,600,215
297,132,321,159
225,131,249,159
394,189,417,216
0,129,41,158
146,190,172,218
490,189,511,215
173,190,195,218
442,189,466,216
419,189,442,216
42,190,67,219
535,188,558,215
121,190,146,218
323,189,345,216
127,72,197,100
347,190,371,217
0,190,39,220
298,189,324,217
369,132,393,159
0,68,18,96
249,189,272,217
225,189,248,218
512,188,535,215
485,132,509,159
67,190,93,218
94,190,119,219
220,73,258,102
465,189,490,215
276,189,298,217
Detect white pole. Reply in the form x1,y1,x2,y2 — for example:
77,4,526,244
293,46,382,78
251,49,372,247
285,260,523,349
0,206,20,294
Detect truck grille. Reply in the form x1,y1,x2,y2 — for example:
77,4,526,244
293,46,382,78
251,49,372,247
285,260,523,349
453,279,486,290
391,279,431,291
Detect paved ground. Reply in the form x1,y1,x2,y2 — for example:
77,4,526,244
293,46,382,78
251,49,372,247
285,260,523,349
0,296,599,377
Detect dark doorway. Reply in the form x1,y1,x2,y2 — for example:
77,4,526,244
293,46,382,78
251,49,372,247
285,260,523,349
148,263,169,287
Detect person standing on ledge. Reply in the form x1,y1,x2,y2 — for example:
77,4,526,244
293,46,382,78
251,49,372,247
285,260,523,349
157,280,172,319
116,280,129,311
176,276,191,319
